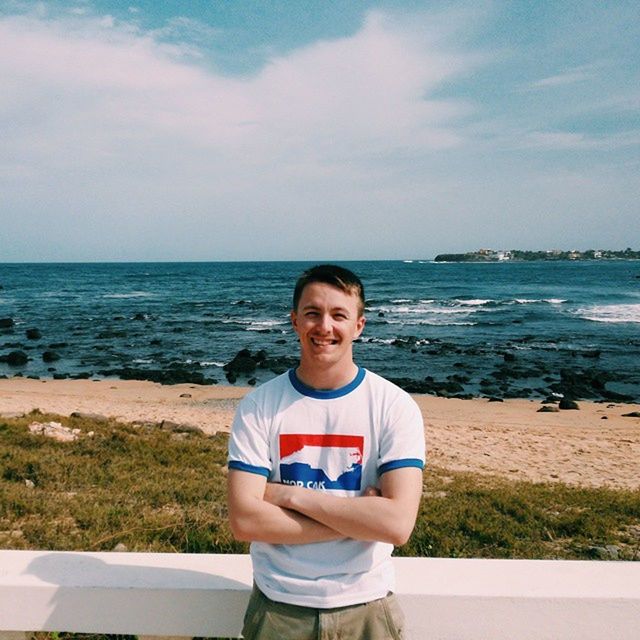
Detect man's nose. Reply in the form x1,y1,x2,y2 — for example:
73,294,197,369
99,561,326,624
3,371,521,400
319,313,332,332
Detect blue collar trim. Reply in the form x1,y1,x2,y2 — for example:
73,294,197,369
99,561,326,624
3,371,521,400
288,367,366,399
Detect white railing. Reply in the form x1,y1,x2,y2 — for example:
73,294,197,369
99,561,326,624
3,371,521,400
0,551,639,640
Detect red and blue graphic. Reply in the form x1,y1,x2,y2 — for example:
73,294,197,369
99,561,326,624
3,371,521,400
279,434,363,491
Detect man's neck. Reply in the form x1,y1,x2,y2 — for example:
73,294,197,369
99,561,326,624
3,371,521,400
295,362,359,391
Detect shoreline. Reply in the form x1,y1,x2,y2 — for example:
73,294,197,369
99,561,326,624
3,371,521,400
1,377,639,491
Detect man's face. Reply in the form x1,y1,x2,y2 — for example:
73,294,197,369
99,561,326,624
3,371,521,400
291,282,365,371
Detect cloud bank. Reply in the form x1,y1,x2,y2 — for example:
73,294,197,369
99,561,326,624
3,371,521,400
1,3,638,261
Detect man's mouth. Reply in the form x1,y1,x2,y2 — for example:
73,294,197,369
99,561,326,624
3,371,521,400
311,338,337,346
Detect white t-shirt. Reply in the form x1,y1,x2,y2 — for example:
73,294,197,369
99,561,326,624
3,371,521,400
228,367,425,608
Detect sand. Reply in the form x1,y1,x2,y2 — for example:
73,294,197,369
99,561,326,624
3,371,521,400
1,377,639,491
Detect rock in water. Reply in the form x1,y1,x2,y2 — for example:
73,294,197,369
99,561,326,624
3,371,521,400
6,350,28,366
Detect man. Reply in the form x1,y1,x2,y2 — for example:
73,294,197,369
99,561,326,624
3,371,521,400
227,264,425,639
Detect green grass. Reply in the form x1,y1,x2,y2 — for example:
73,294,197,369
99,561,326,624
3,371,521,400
1,411,244,553
2,410,639,560
404,467,640,560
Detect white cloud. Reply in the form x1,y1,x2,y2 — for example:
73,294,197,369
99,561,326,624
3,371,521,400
522,68,594,91
0,8,475,164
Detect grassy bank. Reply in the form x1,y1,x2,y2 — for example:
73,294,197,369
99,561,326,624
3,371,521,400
1,411,639,560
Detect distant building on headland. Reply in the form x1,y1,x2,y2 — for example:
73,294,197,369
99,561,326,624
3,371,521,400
433,248,640,262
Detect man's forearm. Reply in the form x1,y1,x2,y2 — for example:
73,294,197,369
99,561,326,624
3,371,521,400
231,497,343,544
227,470,344,544
264,468,422,546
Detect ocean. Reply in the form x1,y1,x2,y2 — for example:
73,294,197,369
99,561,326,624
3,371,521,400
1,260,639,401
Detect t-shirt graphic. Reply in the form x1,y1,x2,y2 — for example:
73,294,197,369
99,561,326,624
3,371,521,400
279,434,363,491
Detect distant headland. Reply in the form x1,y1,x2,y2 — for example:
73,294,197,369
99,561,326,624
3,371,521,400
433,248,640,262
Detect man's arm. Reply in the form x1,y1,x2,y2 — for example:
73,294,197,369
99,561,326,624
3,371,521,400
264,467,423,546
227,469,344,544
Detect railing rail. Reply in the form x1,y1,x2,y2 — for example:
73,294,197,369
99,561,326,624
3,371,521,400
1,551,639,639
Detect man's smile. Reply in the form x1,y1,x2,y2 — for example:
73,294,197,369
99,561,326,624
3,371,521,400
311,337,338,346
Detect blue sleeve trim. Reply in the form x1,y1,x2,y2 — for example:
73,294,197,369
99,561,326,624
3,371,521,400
378,458,425,475
228,461,271,478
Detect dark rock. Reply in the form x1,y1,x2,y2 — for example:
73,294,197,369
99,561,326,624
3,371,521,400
621,411,640,418
559,398,579,410
601,389,634,402
53,373,69,379
70,372,91,379
133,313,147,321
378,311,384,317
48,342,68,349
549,368,612,400
248,378,257,386
150,339,162,346
259,355,298,375
179,393,192,398
503,352,516,362
3,350,28,366
224,351,257,375
580,350,601,358
537,405,559,413
487,397,503,402
98,366,214,386
601,416,608,420
42,351,60,362
26,328,42,340
448,374,470,384
96,330,127,339
391,336,419,348
0,318,14,329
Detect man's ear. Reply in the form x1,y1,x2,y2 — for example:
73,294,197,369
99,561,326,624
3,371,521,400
290,309,298,332
354,315,366,338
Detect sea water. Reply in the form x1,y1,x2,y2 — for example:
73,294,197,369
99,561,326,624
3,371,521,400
0,260,638,400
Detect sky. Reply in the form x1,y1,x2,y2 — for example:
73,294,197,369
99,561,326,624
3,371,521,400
1,0,639,262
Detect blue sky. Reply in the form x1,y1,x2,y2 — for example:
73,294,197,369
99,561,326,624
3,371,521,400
1,0,638,261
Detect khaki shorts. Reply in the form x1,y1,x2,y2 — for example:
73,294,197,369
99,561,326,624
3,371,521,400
242,583,405,640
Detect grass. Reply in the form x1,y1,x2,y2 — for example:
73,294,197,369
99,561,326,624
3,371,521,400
2,411,639,558
1,411,243,553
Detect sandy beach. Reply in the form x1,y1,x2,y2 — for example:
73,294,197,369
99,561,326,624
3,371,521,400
1,377,639,491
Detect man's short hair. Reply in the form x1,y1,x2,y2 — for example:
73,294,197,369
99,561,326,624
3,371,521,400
293,264,365,316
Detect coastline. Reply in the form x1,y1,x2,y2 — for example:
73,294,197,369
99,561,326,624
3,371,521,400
1,377,639,491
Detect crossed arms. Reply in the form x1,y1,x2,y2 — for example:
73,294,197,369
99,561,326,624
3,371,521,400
227,466,423,546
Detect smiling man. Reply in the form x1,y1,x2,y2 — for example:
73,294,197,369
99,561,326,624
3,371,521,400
227,264,425,640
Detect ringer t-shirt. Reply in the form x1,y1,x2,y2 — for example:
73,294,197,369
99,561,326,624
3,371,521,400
228,367,426,608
